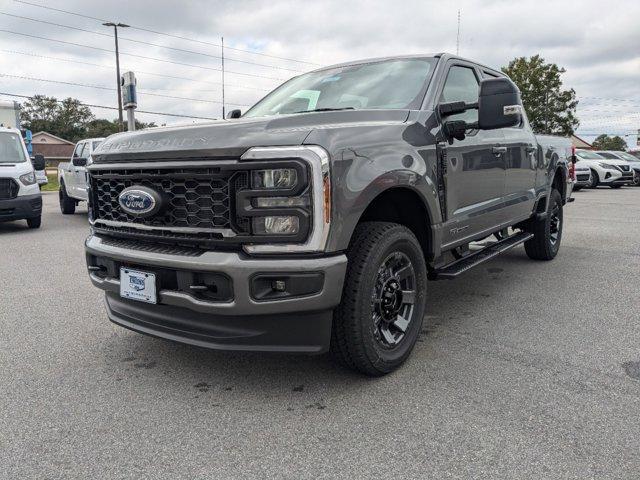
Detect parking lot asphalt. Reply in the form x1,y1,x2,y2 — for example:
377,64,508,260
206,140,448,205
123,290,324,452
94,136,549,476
1,188,640,479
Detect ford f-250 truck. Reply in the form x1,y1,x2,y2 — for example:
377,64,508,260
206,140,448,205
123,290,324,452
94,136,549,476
85,54,573,375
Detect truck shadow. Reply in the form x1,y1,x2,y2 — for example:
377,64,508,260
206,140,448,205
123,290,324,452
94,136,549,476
100,252,529,397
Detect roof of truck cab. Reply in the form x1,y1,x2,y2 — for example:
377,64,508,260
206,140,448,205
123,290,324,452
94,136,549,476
307,53,501,75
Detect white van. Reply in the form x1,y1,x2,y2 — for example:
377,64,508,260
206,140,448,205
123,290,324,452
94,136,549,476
0,126,43,228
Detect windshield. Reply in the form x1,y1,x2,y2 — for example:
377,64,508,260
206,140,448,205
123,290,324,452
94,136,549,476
0,132,27,163
610,151,638,161
576,150,604,160
244,58,436,118
92,141,102,151
596,151,621,159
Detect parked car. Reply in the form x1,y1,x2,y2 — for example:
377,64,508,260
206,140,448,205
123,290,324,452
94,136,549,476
573,162,592,190
595,150,640,186
34,164,48,188
575,150,634,188
0,126,44,228
57,137,105,213
84,53,573,375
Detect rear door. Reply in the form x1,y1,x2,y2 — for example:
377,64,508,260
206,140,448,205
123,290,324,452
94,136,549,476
437,61,506,247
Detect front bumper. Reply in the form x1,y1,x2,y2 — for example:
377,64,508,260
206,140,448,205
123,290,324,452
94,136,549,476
600,170,634,185
0,194,42,222
85,234,347,353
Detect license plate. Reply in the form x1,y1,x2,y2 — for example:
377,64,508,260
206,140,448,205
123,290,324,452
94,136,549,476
120,268,157,304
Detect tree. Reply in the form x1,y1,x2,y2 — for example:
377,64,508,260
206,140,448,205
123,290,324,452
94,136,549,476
20,95,94,142
502,55,579,136
591,134,627,151
85,119,157,139
20,95,157,142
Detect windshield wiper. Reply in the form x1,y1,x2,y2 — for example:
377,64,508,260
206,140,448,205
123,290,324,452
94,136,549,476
292,107,356,114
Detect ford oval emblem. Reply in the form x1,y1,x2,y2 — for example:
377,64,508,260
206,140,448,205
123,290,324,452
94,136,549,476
118,186,162,218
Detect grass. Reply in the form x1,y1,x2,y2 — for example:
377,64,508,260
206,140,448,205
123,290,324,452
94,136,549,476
41,173,59,192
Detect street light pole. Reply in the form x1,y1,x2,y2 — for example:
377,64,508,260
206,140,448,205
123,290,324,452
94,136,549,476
103,22,129,132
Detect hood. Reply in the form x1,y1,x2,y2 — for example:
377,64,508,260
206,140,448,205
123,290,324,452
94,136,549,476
92,109,410,163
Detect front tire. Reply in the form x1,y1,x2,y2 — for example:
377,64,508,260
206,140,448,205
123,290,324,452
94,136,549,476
331,222,427,376
589,170,599,188
59,182,76,214
27,216,41,229
524,189,563,261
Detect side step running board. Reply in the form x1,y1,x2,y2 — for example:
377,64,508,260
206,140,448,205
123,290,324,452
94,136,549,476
431,231,534,280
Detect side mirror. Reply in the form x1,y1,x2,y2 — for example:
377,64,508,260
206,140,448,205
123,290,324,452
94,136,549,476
227,109,241,119
72,156,87,167
32,154,46,171
477,77,522,130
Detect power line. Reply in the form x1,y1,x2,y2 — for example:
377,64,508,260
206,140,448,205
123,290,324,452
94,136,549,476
0,91,218,120
12,0,321,66
0,11,306,73
0,73,251,106
0,49,270,91
0,29,288,81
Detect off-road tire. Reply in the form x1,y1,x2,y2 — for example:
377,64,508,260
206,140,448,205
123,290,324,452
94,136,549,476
330,221,427,376
524,189,563,261
59,181,76,214
27,216,41,229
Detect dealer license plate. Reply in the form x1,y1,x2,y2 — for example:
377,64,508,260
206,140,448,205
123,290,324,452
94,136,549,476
120,268,157,304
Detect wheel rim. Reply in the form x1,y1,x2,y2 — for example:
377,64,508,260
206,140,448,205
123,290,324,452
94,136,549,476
371,251,417,348
549,203,561,246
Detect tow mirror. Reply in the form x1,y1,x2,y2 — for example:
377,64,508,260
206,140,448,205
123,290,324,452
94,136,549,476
32,154,46,171
477,77,522,130
72,156,87,167
227,109,241,119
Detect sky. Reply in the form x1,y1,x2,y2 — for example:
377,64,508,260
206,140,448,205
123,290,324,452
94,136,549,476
0,0,638,147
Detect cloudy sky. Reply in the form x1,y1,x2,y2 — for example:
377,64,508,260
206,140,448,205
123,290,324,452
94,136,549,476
1,0,638,146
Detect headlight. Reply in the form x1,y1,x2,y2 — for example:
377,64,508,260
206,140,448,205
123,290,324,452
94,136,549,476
599,163,618,170
240,146,331,253
19,171,36,186
252,168,297,189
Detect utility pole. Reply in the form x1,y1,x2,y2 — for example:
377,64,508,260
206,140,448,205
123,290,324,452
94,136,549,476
103,22,130,131
456,10,461,55
221,36,226,119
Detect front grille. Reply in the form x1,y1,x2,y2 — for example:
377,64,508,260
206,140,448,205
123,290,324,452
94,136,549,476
0,178,19,200
89,166,249,244
618,165,630,172
576,174,590,181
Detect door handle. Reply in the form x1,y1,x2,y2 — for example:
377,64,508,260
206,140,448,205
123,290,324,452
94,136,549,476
492,146,507,156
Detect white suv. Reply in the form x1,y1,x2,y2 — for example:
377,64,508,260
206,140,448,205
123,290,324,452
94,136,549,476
596,151,640,186
575,150,634,188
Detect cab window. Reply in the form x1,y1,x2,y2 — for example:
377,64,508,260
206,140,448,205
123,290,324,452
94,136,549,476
439,65,479,122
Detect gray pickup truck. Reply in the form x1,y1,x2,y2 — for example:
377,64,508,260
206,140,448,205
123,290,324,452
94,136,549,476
85,53,573,375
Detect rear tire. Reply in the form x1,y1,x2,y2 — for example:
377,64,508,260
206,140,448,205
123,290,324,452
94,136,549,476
331,222,427,376
524,189,563,261
59,182,76,214
589,170,599,188
27,216,41,229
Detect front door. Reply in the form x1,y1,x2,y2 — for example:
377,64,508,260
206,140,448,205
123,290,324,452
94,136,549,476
72,142,89,201
437,62,506,248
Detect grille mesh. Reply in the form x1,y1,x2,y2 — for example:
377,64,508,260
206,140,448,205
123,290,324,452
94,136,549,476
90,167,248,234
0,178,19,200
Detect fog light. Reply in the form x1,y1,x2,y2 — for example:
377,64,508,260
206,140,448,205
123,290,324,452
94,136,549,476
253,216,299,235
255,196,309,208
272,280,286,292
252,168,297,189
